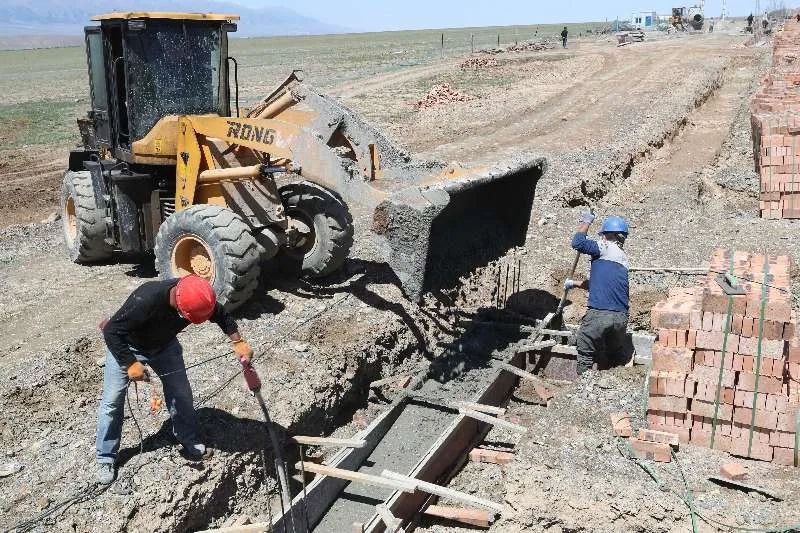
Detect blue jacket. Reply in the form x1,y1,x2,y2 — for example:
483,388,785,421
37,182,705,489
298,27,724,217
571,232,629,312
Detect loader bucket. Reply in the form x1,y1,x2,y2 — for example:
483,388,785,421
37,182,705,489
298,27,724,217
373,158,545,301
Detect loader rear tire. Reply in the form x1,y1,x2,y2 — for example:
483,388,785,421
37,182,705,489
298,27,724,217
60,170,112,263
280,182,354,278
154,205,261,311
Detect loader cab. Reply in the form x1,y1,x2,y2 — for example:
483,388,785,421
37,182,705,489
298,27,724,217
84,12,238,161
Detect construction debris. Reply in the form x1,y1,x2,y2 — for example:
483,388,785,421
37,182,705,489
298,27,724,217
720,462,748,480
412,83,474,109
609,411,633,437
505,40,555,53
468,447,515,465
459,56,499,70
648,249,799,465
617,31,646,46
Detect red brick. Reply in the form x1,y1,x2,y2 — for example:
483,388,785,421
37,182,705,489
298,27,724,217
609,411,632,437
702,312,713,331
628,437,672,462
733,406,779,430
777,408,799,432
765,393,789,413
769,430,796,448
691,429,731,451
690,310,703,330
733,353,754,372
638,428,680,448
687,330,697,349
772,446,799,466
691,365,735,387
648,423,690,444
737,336,785,358
730,436,774,462
742,317,754,337
737,372,784,394
692,399,732,420
652,346,694,373
731,314,744,335
696,330,735,351
648,395,688,413
720,462,747,480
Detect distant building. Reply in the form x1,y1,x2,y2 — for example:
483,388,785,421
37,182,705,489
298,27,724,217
630,11,658,28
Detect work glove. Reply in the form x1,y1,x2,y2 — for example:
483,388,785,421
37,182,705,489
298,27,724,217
564,279,577,290
232,338,254,363
579,211,595,225
127,361,149,382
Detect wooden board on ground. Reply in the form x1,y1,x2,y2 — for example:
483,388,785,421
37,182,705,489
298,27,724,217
423,505,492,528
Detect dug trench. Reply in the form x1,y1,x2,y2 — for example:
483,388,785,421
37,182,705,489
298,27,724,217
0,35,782,533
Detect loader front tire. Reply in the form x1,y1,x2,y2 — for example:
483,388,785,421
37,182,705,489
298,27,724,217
280,182,354,278
154,205,261,311
61,170,112,263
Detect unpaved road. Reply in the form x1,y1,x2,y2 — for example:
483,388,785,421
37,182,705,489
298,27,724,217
3,28,797,532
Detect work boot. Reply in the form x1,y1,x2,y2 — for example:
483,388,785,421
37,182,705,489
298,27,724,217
97,463,115,485
182,443,214,461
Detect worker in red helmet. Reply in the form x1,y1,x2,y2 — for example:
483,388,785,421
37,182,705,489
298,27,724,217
95,275,254,484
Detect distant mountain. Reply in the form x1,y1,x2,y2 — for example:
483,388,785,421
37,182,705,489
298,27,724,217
0,0,348,41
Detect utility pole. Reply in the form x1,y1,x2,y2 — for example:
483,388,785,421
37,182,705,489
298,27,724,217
721,0,727,21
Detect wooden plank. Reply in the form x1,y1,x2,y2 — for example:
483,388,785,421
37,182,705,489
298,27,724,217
423,505,491,528
381,470,504,513
375,504,402,532
291,436,367,448
294,462,417,493
459,409,526,434
468,447,515,465
457,401,506,416
196,524,268,533
493,361,554,401
407,392,505,416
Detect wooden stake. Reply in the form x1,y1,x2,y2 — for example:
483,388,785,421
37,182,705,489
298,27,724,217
376,504,402,532
291,436,366,448
294,462,417,493
424,505,492,528
459,408,527,434
381,470,504,513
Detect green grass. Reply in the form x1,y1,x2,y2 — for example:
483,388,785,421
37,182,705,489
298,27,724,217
0,21,609,146
0,100,83,148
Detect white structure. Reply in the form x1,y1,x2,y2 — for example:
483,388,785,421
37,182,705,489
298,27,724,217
630,11,658,28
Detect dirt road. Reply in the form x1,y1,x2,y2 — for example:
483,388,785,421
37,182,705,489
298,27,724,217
3,29,797,532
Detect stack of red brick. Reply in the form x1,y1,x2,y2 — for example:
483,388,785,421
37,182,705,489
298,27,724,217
751,21,800,218
648,249,800,465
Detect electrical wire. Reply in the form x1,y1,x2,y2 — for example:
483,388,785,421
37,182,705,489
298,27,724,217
619,437,800,533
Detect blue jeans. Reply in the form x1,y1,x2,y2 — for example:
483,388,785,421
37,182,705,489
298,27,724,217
96,338,200,464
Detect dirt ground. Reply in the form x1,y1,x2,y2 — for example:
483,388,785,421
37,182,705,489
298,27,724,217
1,21,798,532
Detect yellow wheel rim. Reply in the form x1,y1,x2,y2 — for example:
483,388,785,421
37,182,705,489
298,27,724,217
171,235,215,282
64,195,77,244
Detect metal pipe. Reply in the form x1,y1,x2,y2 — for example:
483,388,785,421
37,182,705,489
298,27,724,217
198,164,262,182
255,91,298,119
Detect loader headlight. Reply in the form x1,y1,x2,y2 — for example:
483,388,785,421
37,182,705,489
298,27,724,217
127,19,146,31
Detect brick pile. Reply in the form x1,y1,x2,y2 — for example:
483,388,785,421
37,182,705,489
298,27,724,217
459,56,499,70
412,83,474,110
648,249,800,465
751,21,800,218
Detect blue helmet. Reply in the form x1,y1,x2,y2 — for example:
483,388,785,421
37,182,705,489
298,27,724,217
599,216,629,235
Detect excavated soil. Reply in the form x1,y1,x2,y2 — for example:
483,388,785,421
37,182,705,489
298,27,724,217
3,25,798,533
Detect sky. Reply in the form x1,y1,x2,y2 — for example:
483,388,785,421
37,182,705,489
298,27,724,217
234,0,796,32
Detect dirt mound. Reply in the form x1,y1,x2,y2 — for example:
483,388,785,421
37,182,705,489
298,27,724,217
412,83,474,110
459,56,499,70
506,40,556,53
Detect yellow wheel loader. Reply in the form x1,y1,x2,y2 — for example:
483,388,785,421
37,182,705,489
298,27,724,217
62,11,544,309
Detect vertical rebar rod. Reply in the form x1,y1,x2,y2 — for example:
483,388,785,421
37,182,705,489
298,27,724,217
503,264,510,308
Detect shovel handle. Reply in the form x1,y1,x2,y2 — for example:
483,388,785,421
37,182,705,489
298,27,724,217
240,359,262,392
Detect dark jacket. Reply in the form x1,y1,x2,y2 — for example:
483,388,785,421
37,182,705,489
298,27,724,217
103,279,237,366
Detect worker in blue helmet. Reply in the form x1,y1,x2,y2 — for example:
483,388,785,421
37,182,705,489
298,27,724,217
564,213,630,375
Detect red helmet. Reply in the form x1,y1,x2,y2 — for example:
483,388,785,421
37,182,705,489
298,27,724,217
175,275,216,324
